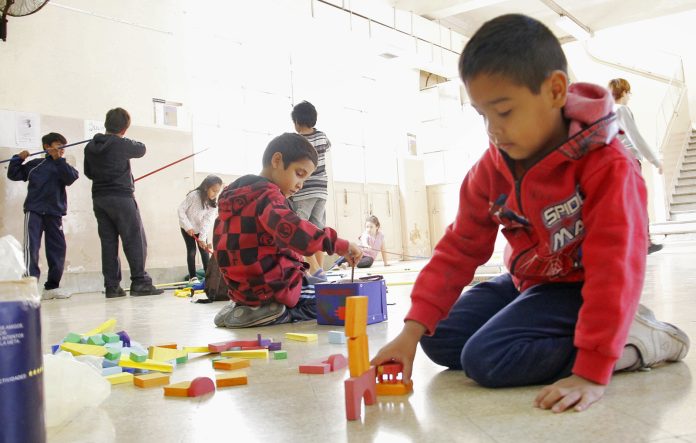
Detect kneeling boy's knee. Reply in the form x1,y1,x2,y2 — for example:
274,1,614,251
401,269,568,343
461,339,505,388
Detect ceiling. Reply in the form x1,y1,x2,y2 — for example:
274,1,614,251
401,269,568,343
387,0,696,39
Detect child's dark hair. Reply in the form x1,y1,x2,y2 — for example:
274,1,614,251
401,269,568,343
104,107,131,134
459,14,567,94
262,133,318,168
190,175,223,209
366,215,380,229
42,132,67,147
291,101,318,128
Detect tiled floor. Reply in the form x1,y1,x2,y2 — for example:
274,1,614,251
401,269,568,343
42,242,696,443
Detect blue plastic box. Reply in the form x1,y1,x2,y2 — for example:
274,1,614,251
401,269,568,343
315,278,388,326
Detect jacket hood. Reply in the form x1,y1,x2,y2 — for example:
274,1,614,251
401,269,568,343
217,175,278,219
85,133,118,154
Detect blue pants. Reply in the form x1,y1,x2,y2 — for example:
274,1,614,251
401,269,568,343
420,273,583,388
23,211,66,290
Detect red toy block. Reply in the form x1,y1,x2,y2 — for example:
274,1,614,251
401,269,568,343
299,363,331,374
188,377,215,397
327,354,347,371
377,362,403,383
344,366,376,421
241,346,265,350
208,341,235,352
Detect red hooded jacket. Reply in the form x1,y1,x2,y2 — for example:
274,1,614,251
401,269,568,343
213,175,349,308
405,83,648,384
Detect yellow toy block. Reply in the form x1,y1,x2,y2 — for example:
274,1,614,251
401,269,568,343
213,357,251,370
134,372,171,388
148,346,181,362
60,342,107,357
284,333,318,342
119,356,174,373
163,381,191,397
105,372,134,385
220,349,269,359
82,319,117,337
347,335,370,377
345,297,368,338
216,371,248,388
183,346,211,353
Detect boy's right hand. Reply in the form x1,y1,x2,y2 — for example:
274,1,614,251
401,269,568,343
17,150,29,160
343,242,363,267
370,320,426,383
186,229,195,237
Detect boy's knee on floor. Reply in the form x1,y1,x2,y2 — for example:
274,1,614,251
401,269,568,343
461,339,504,388
419,335,463,369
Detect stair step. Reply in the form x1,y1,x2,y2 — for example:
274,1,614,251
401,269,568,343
672,193,696,204
681,170,696,178
675,184,696,194
670,211,696,222
678,177,696,186
671,202,696,211
651,219,696,235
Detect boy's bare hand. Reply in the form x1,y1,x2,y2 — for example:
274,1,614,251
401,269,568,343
46,146,63,160
534,374,606,413
369,321,426,383
18,150,30,160
344,242,363,266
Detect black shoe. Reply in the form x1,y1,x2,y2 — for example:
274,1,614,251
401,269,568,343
105,287,126,298
130,284,164,296
648,243,664,254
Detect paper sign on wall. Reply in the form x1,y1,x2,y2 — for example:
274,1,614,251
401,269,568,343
14,112,41,148
84,120,105,140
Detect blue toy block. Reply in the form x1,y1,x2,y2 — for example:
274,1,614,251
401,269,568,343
51,344,61,354
122,367,136,374
102,359,118,368
116,330,131,347
101,366,123,376
328,331,347,344
268,342,282,351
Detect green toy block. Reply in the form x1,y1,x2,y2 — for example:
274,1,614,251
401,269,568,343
273,350,287,360
102,333,120,343
175,355,188,364
87,335,105,346
63,332,82,343
130,349,148,362
104,350,121,361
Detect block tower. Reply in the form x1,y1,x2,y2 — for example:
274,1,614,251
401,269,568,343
344,296,376,420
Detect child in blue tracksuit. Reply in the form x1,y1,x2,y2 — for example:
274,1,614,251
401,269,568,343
7,132,79,299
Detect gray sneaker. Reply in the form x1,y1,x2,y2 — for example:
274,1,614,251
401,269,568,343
42,288,71,300
627,304,690,369
214,301,286,328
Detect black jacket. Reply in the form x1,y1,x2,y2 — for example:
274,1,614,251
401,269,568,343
7,155,79,216
84,134,146,197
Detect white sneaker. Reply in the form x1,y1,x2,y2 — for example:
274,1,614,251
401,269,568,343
189,277,200,284
627,304,690,369
42,288,72,300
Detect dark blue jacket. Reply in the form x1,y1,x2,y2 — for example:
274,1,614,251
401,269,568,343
84,134,146,198
7,155,79,216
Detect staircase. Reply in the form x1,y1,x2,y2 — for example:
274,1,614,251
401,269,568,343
670,131,696,222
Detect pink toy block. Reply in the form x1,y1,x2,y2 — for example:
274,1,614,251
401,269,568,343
344,366,376,420
299,363,331,374
188,377,216,397
327,354,347,371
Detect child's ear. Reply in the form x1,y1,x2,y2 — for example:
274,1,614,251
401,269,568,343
547,70,568,108
271,152,284,169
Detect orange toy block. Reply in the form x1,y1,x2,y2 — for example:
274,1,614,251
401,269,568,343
344,366,376,421
134,372,171,388
155,343,178,349
163,381,191,397
376,362,413,396
216,372,248,388
347,335,369,377
213,357,250,371
163,377,216,397
376,381,413,396
344,296,368,338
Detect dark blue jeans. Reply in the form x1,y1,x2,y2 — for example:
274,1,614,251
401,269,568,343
420,273,583,388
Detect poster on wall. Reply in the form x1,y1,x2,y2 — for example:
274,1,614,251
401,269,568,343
84,119,105,140
15,112,41,147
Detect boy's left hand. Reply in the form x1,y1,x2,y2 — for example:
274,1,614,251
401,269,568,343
534,374,606,413
344,242,363,266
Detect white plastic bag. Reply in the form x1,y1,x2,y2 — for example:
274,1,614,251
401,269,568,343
0,235,25,280
43,353,111,428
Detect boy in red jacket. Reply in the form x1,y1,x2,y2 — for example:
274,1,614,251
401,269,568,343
213,133,362,328
371,14,689,413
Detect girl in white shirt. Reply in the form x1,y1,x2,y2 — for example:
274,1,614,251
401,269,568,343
178,175,223,281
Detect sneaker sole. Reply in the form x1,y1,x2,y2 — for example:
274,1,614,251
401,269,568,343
633,306,690,363
223,304,286,328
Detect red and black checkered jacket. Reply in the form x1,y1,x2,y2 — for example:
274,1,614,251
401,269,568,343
213,175,349,307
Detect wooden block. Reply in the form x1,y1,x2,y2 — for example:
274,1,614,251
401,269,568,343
272,350,287,360
134,372,171,388
268,342,282,351
327,354,348,371
104,350,121,361
163,380,191,397
105,372,134,385
101,366,123,376
347,335,369,377
60,342,107,357
344,366,376,421
102,333,121,343
87,335,105,346
130,349,148,362
284,333,318,342
82,319,117,337
299,363,331,374
188,377,215,397
119,356,174,373
376,381,413,396
216,372,248,388
220,349,269,359
175,350,189,364
208,339,259,352
148,346,181,362
328,331,346,344
63,332,82,343
345,296,368,338
155,343,178,349
241,346,265,350
183,346,210,353
213,357,250,371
